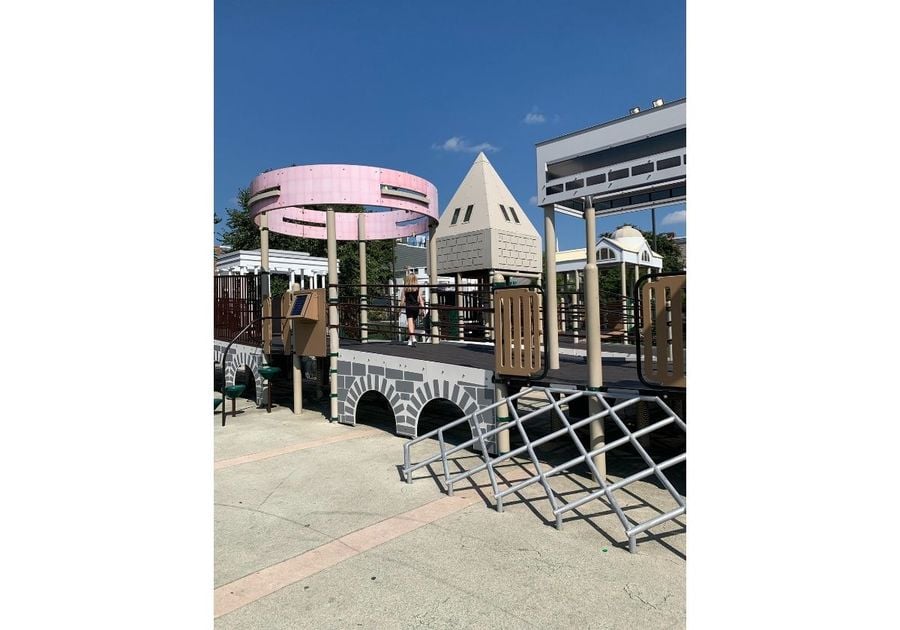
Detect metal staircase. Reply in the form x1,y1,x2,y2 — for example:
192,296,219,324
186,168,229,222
402,386,685,552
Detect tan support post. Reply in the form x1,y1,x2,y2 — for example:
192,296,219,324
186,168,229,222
584,197,606,479
260,211,269,295
620,260,627,339
572,269,581,344
289,282,302,415
428,223,439,344
327,206,339,422
543,205,560,369
633,263,642,344
260,211,271,349
456,273,464,340
495,382,510,454
358,213,368,344
487,273,495,342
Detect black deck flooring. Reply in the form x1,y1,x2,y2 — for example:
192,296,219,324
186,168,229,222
340,340,649,392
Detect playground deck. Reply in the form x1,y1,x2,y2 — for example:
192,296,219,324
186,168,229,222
339,340,646,392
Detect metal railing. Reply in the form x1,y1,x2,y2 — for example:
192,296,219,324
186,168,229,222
556,288,638,344
333,281,496,342
214,274,265,345
402,385,686,552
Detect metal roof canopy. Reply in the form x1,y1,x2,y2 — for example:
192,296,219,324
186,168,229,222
535,99,686,218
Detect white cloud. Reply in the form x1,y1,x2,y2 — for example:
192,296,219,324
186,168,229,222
432,136,499,153
661,210,687,226
528,196,538,206
523,106,546,124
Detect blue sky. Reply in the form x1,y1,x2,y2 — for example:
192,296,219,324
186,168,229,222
214,0,685,249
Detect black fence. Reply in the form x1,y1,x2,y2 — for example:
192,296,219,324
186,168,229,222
336,281,495,342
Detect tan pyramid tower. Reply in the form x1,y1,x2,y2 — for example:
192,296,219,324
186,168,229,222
433,152,541,278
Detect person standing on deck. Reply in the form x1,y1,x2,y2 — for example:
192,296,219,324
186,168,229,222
404,271,426,346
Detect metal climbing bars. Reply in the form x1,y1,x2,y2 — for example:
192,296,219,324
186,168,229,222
402,386,685,552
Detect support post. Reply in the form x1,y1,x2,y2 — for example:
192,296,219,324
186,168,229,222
358,213,368,343
260,211,271,350
291,281,303,415
260,211,270,298
621,260,627,340
428,224,439,344
327,206,339,422
495,382,510,454
486,273,495,341
544,205,560,369
456,272,464,340
572,269,581,344
583,197,606,479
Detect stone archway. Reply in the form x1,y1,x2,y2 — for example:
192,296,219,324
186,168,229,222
223,348,264,406
343,373,404,430
408,379,496,452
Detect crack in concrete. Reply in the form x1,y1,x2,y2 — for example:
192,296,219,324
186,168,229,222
256,466,302,510
623,582,669,611
214,502,335,540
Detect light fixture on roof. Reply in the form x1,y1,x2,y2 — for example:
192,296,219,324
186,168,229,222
629,106,641,115
651,98,664,108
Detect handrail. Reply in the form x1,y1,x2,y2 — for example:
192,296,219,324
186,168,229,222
219,315,275,427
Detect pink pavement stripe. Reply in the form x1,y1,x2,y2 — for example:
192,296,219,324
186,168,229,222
214,429,379,470
213,492,483,619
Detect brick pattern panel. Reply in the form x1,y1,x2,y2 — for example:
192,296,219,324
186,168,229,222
337,347,498,452
214,340,266,406
495,230,541,273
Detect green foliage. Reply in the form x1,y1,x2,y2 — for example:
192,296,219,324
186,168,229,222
639,229,684,273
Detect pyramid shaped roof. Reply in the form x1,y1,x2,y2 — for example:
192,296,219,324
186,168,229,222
433,153,541,276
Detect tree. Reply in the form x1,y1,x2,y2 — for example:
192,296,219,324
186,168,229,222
641,229,684,273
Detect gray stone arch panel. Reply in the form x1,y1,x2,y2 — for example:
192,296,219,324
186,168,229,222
221,343,265,407
410,385,497,453
343,373,407,432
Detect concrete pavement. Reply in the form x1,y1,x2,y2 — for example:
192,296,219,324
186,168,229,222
214,397,685,629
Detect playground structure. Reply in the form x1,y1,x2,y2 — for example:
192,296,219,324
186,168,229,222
214,98,687,550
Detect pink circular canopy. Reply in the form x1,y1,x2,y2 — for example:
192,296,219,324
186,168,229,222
248,164,439,241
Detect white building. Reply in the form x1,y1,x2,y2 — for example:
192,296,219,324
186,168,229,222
214,248,332,288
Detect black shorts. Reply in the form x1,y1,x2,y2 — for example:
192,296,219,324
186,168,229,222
405,307,420,320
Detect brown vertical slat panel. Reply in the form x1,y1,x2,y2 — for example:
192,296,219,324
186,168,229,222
494,288,542,378
496,297,507,370
522,294,532,370
641,283,655,379
512,295,521,371
506,296,513,369
669,278,686,386
638,275,686,388
654,284,668,382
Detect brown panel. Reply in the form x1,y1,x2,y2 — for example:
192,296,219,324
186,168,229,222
669,280,685,386
523,293,533,371
294,288,327,357
494,288,542,377
639,275,686,388
641,283,655,377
